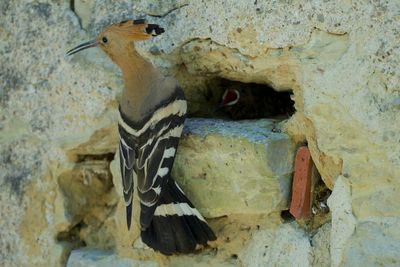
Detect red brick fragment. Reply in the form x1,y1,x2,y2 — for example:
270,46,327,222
289,146,313,220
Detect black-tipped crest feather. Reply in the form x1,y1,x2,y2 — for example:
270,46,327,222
146,24,165,36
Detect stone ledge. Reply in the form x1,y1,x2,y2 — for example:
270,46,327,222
239,222,312,267
172,118,296,218
67,249,158,267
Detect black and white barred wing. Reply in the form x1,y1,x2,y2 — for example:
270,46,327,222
118,131,136,229
117,98,187,229
119,97,216,254
136,102,186,227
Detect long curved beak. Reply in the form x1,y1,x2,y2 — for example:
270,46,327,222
66,39,98,56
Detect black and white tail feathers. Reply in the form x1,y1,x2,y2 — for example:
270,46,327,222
118,89,216,255
141,178,216,255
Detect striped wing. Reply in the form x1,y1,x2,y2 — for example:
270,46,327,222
118,126,137,229
136,101,186,227
118,95,187,229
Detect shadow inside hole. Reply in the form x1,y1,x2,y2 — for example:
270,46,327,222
202,78,295,120
280,210,295,223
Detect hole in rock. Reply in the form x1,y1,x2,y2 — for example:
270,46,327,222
70,0,75,12
75,152,115,163
57,220,86,246
197,78,295,120
280,210,295,223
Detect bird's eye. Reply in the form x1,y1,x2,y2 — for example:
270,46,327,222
102,37,108,44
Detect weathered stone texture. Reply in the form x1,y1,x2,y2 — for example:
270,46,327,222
67,249,158,267
1,0,399,266
172,118,295,217
311,222,331,267
239,223,312,267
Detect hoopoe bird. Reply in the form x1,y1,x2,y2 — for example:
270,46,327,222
219,84,295,120
67,19,216,255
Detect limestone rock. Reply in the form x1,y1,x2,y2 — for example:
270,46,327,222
172,118,295,217
342,218,400,267
67,249,158,267
328,177,400,267
0,2,121,265
311,223,331,267
239,223,312,267
1,0,400,266
327,176,356,267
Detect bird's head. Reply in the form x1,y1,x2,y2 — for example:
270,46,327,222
219,89,240,107
66,19,164,59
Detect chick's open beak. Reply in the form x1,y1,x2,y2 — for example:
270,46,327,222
66,39,98,56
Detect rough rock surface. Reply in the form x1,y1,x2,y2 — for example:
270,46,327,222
327,176,356,267
239,222,312,267
173,118,295,217
311,222,331,267
342,219,400,267
67,249,158,267
328,176,400,267
1,0,399,266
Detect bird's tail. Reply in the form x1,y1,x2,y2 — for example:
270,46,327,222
140,178,216,255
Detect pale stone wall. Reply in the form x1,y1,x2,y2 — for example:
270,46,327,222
1,1,399,266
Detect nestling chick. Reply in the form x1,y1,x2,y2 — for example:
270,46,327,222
67,19,216,255
219,83,295,120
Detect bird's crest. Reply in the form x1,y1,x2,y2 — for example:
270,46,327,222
106,19,165,40
66,19,164,56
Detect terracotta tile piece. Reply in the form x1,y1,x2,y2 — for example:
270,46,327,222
289,146,313,220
